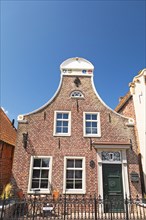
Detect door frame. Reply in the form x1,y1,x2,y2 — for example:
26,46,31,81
97,149,130,200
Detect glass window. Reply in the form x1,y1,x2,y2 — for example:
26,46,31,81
54,111,71,136
31,157,51,190
84,113,100,136
102,151,121,161
71,91,84,98
66,159,83,190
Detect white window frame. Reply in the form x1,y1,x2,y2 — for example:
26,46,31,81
53,111,71,136
70,90,84,99
28,156,52,194
63,156,86,194
83,112,101,137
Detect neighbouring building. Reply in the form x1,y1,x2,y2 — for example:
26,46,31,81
0,107,17,194
115,69,146,195
12,58,142,207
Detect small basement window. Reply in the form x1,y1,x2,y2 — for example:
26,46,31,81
71,91,84,98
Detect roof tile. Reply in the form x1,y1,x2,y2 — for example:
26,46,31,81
0,108,17,146
115,91,131,112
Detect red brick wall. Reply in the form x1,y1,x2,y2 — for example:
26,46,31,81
116,97,135,119
12,75,142,197
116,96,145,194
0,142,14,193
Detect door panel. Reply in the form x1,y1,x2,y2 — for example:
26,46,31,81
102,164,124,212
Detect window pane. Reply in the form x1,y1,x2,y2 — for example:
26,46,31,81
92,114,97,120
92,122,97,127
75,160,82,168
75,170,82,178
63,127,68,133
92,128,97,134
33,159,41,167
57,113,62,119
67,159,74,168
75,180,82,189
66,170,74,178
32,180,39,189
66,180,73,189
86,122,91,127
63,114,68,119
56,127,61,133
57,121,62,126
41,170,49,178
86,114,91,120
86,128,91,134
32,170,40,178
40,180,48,188
63,121,68,126
42,159,50,167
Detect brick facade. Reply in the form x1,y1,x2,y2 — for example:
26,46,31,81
0,108,16,193
115,93,145,194
12,58,142,198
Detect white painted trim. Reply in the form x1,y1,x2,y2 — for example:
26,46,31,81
122,150,130,198
83,112,101,137
97,152,103,199
20,74,63,117
27,156,53,194
19,61,134,122
94,145,130,149
53,111,71,136
62,73,93,77
91,76,134,121
63,156,86,194
97,149,129,200
60,57,94,71
131,68,146,191
133,68,146,79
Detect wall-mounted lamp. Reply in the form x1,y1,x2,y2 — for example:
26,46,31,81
23,132,28,149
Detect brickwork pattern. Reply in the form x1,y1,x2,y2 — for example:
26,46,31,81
116,96,144,194
12,75,142,197
0,142,14,193
0,108,16,193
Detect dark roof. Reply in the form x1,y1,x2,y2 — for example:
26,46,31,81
115,91,132,112
0,108,17,146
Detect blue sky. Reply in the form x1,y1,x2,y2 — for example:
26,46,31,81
1,0,146,127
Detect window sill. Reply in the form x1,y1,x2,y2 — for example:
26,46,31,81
53,133,71,137
84,134,101,138
27,190,51,195
63,190,86,194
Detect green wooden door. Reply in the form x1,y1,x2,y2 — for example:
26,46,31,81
102,164,124,212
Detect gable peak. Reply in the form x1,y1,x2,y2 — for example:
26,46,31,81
60,57,94,76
